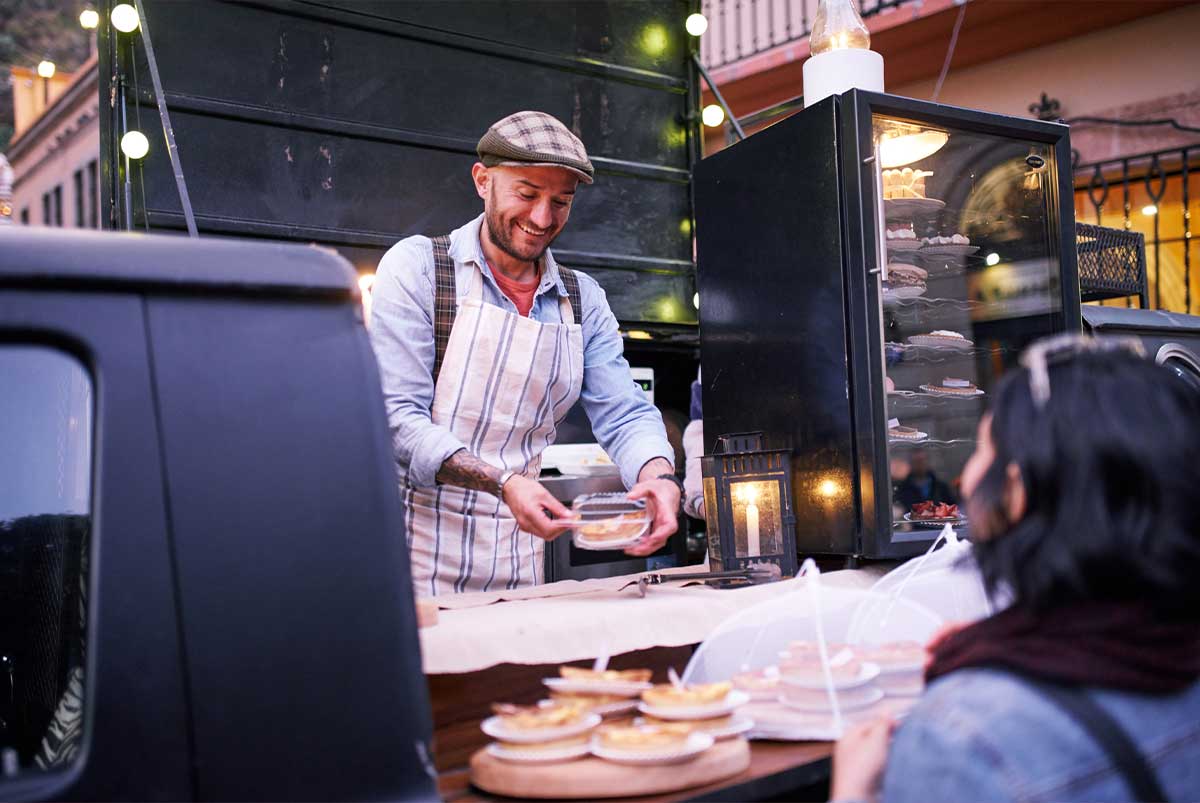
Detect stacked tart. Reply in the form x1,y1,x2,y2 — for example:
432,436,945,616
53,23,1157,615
543,665,652,716
635,680,752,741
482,701,601,764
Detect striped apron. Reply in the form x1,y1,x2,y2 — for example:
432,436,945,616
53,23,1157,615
403,266,583,597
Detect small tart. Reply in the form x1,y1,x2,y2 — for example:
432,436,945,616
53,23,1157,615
596,724,691,751
559,666,653,684
491,702,585,731
496,733,591,752
923,377,979,395
641,681,732,708
859,641,926,668
575,511,647,541
780,654,863,683
732,668,780,692
888,423,926,441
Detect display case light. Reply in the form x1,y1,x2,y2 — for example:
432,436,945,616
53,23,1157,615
878,129,949,168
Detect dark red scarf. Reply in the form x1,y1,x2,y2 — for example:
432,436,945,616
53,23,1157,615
926,600,1200,693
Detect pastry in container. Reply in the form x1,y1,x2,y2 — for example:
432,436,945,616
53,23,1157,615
568,493,651,550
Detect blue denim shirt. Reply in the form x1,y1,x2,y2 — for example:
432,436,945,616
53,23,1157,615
882,668,1200,802
369,214,672,490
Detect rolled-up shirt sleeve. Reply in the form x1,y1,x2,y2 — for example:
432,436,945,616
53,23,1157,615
369,237,467,488
576,275,674,488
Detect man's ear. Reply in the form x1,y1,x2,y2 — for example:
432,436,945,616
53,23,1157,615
470,162,490,201
1004,462,1027,524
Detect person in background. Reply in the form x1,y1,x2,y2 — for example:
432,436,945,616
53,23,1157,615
370,111,680,596
831,334,1200,803
893,448,957,510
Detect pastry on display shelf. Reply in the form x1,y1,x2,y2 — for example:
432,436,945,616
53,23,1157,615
883,263,927,299
921,234,971,247
907,330,974,349
888,418,928,442
882,168,933,199
559,666,653,683
641,681,732,708
920,377,983,396
885,224,920,249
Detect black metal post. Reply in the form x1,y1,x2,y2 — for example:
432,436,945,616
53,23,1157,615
693,53,746,141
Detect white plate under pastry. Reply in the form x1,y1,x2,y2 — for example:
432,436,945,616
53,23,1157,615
919,244,979,258
906,334,974,350
486,740,591,764
886,239,922,251
637,690,751,721
780,662,881,691
589,732,714,766
919,384,985,397
634,714,755,741
543,677,651,697
902,513,967,528
778,686,885,714
480,712,601,744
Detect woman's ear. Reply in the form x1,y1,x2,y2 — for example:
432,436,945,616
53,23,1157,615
1004,462,1027,524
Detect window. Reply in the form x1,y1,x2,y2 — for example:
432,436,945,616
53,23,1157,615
52,186,63,227
0,346,93,776
20,208,28,225
73,170,84,228
86,161,98,229
42,193,50,226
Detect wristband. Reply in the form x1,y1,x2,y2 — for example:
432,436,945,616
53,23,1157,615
497,470,517,500
656,472,685,511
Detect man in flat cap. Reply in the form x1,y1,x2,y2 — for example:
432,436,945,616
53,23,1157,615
371,111,680,597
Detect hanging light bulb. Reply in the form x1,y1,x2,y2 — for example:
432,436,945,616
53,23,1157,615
702,104,725,128
37,60,56,79
79,7,100,29
685,13,708,36
121,130,150,160
810,0,870,55
110,3,140,33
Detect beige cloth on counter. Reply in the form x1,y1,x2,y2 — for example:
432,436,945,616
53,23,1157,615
421,566,887,675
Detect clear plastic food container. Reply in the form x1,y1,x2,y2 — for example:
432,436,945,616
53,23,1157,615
568,493,651,550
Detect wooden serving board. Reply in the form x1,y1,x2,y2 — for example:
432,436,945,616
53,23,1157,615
469,738,751,800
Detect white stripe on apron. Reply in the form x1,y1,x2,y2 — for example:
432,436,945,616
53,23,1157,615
403,266,583,596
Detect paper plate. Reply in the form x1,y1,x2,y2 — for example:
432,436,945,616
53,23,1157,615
886,239,922,251
635,715,755,741
885,197,945,220
778,686,885,714
637,690,751,721
906,334,974,350
903,513,967,528
589,732,714,766
779,662,881,691
480,712,601,744
920,244,979,258
919,384,984,397
543,677,651,697
486,740,591,764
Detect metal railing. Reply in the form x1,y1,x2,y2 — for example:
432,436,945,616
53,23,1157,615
1074,145,1199,314
699,0,914,70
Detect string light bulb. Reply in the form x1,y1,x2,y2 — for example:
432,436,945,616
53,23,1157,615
701,104,725,127
809,0,870,55
37,60,56,79
685,13,708,36
121,130,149,160
79,7,99,29
111,3,140,33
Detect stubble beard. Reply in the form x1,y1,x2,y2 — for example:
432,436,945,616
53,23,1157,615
485,189,558,264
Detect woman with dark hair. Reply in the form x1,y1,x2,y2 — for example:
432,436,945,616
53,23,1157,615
831,335,1200,803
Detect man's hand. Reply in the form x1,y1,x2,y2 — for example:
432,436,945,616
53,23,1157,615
831,716,897,802
501,474,574,541
624,458,680,557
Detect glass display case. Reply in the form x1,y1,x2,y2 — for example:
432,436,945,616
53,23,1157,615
694,91,1079,561
871,112,1069,548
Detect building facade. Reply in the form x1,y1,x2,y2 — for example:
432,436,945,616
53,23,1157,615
6,54,100,230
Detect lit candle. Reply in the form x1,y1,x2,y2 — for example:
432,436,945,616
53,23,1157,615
744,485,760,557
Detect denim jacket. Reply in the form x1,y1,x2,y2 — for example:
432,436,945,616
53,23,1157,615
369,215,673,490
882,668,1200,802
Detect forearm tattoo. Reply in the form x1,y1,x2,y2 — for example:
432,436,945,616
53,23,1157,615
638,456,675,483
436,448,503,494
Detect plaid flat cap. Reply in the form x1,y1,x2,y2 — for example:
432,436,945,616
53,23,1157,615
477,111,594,184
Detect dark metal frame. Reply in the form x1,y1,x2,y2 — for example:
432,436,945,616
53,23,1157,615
839,90,1081,559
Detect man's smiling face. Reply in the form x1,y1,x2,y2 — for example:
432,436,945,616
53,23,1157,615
476,165,578,264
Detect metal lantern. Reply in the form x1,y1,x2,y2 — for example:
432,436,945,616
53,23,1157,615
701,432,797,577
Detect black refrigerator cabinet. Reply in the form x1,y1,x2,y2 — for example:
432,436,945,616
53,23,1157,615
695,91,1080,560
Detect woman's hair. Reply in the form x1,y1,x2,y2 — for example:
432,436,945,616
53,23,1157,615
970,349,1200,614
